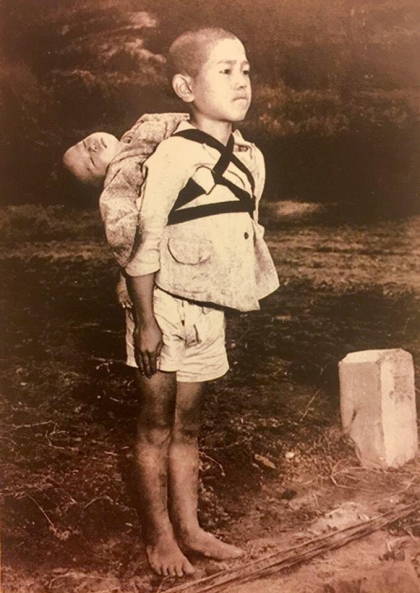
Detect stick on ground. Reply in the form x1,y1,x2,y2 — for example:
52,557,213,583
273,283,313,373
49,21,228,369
166,501,420,593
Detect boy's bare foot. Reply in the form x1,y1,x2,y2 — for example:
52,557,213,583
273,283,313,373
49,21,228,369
181,528,245,560
146,532,195,577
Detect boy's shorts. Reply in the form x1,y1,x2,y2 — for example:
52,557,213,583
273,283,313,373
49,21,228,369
125,287,229,383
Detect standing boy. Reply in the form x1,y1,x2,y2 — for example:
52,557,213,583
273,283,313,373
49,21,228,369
115,28,279,577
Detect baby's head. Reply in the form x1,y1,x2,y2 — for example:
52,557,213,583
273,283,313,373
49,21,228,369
168,28,252,124
63,132,121,187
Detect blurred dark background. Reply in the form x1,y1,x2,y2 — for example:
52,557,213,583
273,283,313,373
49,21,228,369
1,0,420,218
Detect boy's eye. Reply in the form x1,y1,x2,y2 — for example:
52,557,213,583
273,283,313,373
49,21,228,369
221,68,231,74
243,69,250,76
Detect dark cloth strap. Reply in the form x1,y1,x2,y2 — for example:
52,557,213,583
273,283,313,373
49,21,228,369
173,128,229,155
173,179,205,211
173,128,255,192
173,171,254,212
167,128,256,225
211,134,234,178
168,200,253,225
214,174,254,212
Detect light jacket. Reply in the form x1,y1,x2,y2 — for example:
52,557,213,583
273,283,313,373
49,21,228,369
126,121,279,312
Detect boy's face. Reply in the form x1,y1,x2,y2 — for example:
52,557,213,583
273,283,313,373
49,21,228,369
63,132,120,187
189,38,252,124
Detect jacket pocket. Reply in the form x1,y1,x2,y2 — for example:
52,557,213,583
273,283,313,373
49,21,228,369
167,239,212,265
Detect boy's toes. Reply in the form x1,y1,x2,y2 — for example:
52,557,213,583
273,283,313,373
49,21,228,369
167,564,177,577
182,558,195,576
146,539,195,577
173,563,186,578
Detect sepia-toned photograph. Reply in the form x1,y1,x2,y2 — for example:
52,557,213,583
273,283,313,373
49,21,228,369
2,1,420,591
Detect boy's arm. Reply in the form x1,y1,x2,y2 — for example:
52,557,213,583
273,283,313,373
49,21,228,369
124,138,194,277
124,138,194,375
127,273,162,378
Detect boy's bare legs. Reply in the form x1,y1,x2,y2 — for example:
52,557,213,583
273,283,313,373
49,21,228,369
170,381,244,560
135,370,195,577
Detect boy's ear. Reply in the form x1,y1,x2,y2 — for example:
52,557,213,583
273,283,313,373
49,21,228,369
172,74,194,103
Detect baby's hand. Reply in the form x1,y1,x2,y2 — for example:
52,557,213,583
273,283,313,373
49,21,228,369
116,276,132,309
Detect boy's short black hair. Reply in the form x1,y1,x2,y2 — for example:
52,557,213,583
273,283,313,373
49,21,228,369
167,27,238,80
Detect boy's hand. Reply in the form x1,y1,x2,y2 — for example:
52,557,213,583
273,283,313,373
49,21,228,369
127,273,160,377
134,319,163,378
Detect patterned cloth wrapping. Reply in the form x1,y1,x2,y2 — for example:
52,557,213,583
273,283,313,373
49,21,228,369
99,113,189,267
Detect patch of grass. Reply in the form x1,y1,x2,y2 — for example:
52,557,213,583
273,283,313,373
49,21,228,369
0,205,104,245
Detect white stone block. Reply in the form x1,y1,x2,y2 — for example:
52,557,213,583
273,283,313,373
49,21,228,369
339,349,418,468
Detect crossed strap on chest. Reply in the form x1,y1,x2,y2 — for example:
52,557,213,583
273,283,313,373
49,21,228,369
167,129,256,225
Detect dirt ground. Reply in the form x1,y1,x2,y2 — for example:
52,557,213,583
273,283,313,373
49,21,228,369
2,207,420,592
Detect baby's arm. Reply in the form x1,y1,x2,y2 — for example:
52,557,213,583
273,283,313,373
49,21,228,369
116,273,132,308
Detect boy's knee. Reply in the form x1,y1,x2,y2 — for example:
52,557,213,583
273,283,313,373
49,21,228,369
137,417,172,446
172,420,200,444
172,401,202,443
137,425,172,447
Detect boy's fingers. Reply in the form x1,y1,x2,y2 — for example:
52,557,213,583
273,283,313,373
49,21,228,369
150,351,159,375
153,342,163,374
142,353,152,378
135,351,145,374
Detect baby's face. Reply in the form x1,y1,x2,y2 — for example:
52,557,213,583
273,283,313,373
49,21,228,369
63,132,121,186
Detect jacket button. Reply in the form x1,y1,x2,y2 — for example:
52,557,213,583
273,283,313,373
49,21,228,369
244,232,249,239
